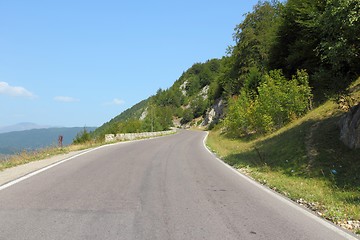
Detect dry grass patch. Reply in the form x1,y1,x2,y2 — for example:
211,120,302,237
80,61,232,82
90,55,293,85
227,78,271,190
0,142,101,172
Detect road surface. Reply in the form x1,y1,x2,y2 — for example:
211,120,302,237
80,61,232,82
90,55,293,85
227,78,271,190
0,130,357,239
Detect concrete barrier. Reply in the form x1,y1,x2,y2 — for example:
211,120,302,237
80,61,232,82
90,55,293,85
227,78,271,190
105,130,176,143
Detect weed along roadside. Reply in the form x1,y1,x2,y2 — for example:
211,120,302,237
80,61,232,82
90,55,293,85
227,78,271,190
206,91,360,235
0,143,100,172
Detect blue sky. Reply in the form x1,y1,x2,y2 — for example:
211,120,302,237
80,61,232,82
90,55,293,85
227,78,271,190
0,0,258,127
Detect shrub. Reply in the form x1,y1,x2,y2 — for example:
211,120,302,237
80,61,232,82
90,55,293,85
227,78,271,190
73,128,92,144
181,109,194,125
225,70,312,136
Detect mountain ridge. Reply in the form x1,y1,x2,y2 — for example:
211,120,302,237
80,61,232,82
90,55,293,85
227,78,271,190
0,122,53,134
0,127,97,155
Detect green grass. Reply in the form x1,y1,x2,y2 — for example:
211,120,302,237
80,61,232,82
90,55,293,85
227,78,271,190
207,78,360,233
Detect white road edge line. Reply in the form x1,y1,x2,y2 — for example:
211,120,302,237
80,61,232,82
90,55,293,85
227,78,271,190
202,131,359,240
0,133,176,192
0,140,132,192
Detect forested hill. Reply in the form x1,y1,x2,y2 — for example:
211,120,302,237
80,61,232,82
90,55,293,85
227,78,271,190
92,58,226,138
93,0,359,140
93,99,149,137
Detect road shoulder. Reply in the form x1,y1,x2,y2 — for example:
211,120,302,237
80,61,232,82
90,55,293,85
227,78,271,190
0,150,88,187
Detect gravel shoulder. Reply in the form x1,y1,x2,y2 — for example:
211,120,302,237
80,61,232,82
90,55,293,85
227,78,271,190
0,149,90,187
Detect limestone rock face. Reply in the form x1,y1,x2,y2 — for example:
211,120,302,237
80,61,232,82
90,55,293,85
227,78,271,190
139,108,148,120
202,98,225,126
339,103,360,149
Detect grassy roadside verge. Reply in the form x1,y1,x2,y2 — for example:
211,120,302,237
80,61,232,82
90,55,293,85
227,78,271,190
207,80,360,234
0,142,102,172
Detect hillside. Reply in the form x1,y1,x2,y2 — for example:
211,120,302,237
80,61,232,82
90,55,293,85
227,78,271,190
90,2,359,233
1,0,358,233
0,127,96,155
0,122,52,134
207,77,360,233
93,99,149,138
93,58,226,139
94,0,359,141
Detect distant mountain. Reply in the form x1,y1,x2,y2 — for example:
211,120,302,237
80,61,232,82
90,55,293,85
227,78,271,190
0,127,97,155
0,122,52,134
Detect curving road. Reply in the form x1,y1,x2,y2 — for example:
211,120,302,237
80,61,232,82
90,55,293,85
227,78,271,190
0,130,357,239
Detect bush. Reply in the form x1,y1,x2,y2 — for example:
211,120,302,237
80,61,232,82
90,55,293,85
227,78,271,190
181,109,194,125
225,69,312,136
73,128,92,144
191,96,208,118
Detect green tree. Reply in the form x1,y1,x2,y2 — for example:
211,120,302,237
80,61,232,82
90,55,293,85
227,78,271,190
224,90,254,136
142,105,173,132
243,66,263,98
317,0,360,77
269,0,324,76
221,1,283,96
117,119,143,133
73,127,91,144
180,109,194,125
191,96,208,118
185,75,201,96
270,0,359,92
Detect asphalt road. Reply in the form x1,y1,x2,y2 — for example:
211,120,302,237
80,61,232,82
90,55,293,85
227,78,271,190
0,130,357,240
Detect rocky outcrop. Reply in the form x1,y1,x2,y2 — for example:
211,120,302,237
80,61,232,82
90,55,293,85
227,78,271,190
199,85,209,100
202,98,225,126
139,108,148,120
179,80,188,96
339,103,360,149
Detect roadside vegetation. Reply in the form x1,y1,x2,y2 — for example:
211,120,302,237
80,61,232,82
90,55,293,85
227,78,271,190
0,141,100,172
208,77,360,233
92,2,359,234
92,58,226,139
204,0,359,233
94,0,359,139
1,0,359,233
0,127,175,172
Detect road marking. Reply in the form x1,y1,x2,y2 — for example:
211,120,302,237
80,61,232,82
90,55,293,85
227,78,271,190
0,133,176,192
0,141,133,191
202,131,359,240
